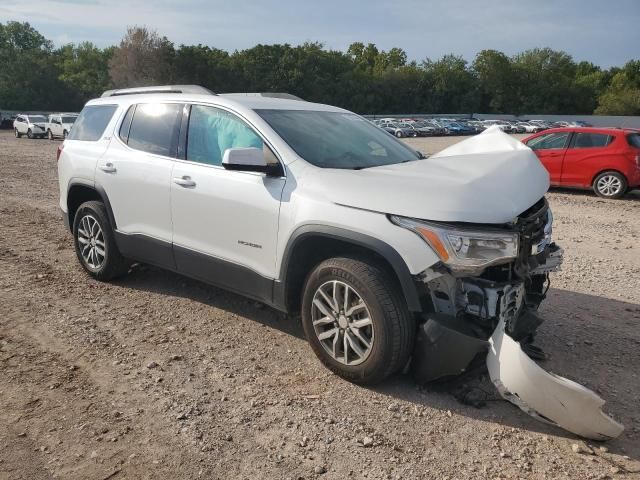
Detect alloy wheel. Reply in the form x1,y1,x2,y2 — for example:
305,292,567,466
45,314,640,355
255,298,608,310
311,280,374,366
596,175,622,197
77,214,106,270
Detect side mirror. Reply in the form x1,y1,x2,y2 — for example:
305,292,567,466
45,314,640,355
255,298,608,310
222,147,281,176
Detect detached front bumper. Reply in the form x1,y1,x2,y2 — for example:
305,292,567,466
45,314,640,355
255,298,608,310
411,241,624,440
488,319,624,441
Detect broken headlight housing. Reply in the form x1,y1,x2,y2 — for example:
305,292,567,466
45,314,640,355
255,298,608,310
390,216,519,274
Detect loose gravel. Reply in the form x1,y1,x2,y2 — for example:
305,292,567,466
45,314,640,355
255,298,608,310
1,130,639,479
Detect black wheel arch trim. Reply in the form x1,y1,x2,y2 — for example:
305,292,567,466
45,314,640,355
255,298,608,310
277,224,422,312
66,180,118,232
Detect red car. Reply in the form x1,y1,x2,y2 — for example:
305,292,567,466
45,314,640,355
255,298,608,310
523,127,640,199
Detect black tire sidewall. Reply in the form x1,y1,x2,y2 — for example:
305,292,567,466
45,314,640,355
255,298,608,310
72,202,119,280
301,259,403,383
27,129,32,139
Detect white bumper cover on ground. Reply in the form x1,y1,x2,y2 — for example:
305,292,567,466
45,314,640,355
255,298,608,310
487,320,624,440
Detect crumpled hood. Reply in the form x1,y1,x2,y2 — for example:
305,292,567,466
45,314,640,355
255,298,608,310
324,126,550,224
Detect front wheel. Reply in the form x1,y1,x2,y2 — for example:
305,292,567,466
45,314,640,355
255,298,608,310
395,131,403,138
73,201,130,281
27,129,33,139
593,171,627,199
301,257,415,384
14,128,21,138
63,130,68,139
48,130,54,140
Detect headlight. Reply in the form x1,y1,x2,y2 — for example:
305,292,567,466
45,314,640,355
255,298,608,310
390,216,519,274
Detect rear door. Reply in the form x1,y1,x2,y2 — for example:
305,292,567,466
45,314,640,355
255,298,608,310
561,132,614,186
526,131,571,184
96,102,183,269
170,104,285,301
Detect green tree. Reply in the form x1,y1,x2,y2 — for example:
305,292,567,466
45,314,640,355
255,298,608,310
595,68,640,115
0,21,62,109
56,42,113,108
472,49,516,113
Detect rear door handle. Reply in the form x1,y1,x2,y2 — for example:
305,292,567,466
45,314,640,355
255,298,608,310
173,176,196,188
99,162,117,173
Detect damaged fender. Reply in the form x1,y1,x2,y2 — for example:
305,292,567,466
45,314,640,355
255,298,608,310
487,320,624,440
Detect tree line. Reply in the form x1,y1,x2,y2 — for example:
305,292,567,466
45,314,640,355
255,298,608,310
1,21,639,115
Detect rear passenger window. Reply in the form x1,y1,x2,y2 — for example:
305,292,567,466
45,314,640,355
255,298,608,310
68,105,118,141
186,105,263,166
572,133,612,148
127,103,182,157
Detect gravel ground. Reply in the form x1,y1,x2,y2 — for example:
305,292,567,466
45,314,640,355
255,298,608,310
1,130,639,480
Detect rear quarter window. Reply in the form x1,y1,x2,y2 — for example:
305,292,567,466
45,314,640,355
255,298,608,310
126,103,182,157
627,133,640,148
68,105,118,141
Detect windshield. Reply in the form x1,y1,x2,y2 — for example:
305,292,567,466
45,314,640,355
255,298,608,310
29,115,46,122
62,116,77,123
257,110,421,169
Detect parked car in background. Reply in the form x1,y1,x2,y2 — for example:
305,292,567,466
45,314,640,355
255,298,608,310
13,114,48,138
524,127,640,199
516,122,543,133
443,121,475,135
482,120,514,133
46,113,78,139
379,121,418,138
410,121,438,136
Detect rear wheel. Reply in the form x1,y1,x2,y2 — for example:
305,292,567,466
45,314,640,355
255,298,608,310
593,171,627,199
395,131,403,138
14,128,21,138
73,201,130,281
48,130,54,140
27,129,33,139
63,130,68,139
301,256,415,384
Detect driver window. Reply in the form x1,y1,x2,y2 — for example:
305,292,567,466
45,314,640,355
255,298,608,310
527,132,570,150
187,105,264,166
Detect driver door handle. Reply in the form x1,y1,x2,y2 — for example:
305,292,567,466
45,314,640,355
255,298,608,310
99,162,117,173
173,176,196,188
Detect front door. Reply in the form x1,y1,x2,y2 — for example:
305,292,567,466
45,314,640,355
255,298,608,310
170,104,286,302
526,132,572,184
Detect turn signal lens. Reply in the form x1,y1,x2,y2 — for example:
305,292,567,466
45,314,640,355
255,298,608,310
415,226,450,261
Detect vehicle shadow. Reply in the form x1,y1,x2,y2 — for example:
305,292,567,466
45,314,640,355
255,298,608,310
369,287,640,459
116,266,639,458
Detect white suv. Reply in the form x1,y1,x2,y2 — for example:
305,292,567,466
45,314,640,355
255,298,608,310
46,113,78,139
57,86,621,439
14,113,48,138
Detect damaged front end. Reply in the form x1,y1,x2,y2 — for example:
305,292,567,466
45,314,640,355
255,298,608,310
397,198,623,440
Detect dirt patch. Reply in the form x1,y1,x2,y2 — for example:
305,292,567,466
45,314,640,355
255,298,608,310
1,131,639,479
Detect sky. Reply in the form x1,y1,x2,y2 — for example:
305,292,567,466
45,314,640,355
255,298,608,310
1,0,637,68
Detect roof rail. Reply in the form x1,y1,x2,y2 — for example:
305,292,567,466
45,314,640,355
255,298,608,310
101,85,215,97
220,92,304,101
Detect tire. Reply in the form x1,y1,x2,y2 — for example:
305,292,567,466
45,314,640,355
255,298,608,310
395,131,403,138
593,171,627,199
14,128,22,138
63,130,68,139
48,130,54,140
301,256,415,384
73,201,130,281
27,129,33,139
